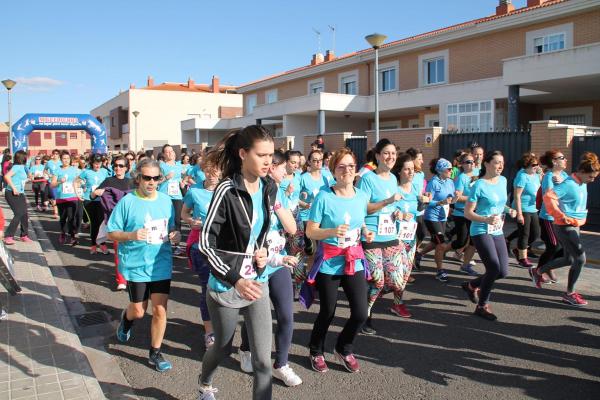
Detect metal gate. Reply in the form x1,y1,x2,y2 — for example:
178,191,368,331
572,135,600,232
345,136,368,168
439,131,531,192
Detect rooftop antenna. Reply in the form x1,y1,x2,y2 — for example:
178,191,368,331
312,28,321,54
328,25,336,54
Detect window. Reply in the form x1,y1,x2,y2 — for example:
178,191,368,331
424,58,445,85
265,89,278,104
308,78,324,94
380,64,397,92
0,133,8,147
549,114,586,125
447,100,494,132
245,94,257,115
340,74,358,95
534,33,565,54
70,132,78,140
55,132,67,146
44,132,52,139
29,132,41,146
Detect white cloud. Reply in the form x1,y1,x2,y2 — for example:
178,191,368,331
14,76,65,91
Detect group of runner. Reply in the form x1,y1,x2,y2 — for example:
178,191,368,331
2,126,599,400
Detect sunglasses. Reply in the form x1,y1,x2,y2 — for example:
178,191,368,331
553,156,566,160
530,163,539,167
114,164,126,168
462,160,474,164
141,175,161,182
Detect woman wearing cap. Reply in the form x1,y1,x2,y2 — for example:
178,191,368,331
422,158,456,282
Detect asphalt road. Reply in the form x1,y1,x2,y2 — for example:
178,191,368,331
35,209,600,400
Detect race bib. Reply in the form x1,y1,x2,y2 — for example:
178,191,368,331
239,244,257,279
144,218,169,245
442,204,450,219
377,214,397,236
337,228,360,249
266,229,286,255
75,187,84,198
167,180,180,196
487,215,505,235
34,171,44,178
62,181,74,194
398,221,417,242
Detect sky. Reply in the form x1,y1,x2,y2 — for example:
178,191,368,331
1,0,531,124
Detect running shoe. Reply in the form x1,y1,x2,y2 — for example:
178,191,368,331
309,354,328,373
148,351,172,372
360,317,376,335
519,258,533,268
547,270,558,284
390,304,412,318
334,350,360,373
562,292,588,306
69,235,78,246
117,283,127,291
272,364,303,387
460,264,478,276
58,233,66,245
413,252,422,271
4,237,15,245
461,282,479,304
238,349,253,373
474,305,497,321
19,236,33,243
0,308,7,320
435,269,449,282
469,260,477,267
100,244,109,255
36,205,42,212
198,386,218,400
204,333,215,349
116,310,131,342
529,267,543,289
90,246,97,255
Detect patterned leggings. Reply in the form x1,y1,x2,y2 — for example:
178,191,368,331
286,212,309,288
365,240,416,312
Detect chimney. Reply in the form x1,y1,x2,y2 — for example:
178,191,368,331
129,83,136,89
527,0,547,6
496,0,515,15
147,75,154,87
311,53,324,66
211,75,220,93
187,77,195,88
325,50,335,62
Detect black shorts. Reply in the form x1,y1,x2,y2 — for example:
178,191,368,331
127,279,171,303
425,220,447,245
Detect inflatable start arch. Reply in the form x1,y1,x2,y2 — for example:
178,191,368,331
11,113,108,154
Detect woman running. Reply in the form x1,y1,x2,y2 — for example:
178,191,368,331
29,155,48,211
462,151,516,321
197,125,277,400
531,152,600,306
3,150,32,244
406,147,430,270
507,153,542,267
357,139,404,335
51,151,82,245
305,148,373,374
77,154,110,254
158,144,185,255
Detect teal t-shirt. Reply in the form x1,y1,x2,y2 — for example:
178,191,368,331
106,191,175,282
299,172,331,222
413,171,425,217
182,186,215,249
78,168,109,201
6,165,28,193
454,172,475,217
29,164,46,180
45,159,60,183
280,171,302,212
309,187,368,275
158,161,183,200
264,188,290,276
356,172,399,242
396,184,419,220
468,176,508,237
512,169,541,213
539,170,569,221
55,166,81,200
552,175,588,220
188,165,206,187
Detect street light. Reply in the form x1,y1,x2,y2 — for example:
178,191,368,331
365,33,387,144
2,79,17,155
132,110,140,151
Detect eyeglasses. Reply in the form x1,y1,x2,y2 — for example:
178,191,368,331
114,164,126,168
335,164,356,171
141,175,161,182
462,160,474,164
553,156,566,160
311,158,323,163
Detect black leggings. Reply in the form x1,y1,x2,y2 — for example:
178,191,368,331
451,216,471,250
84,201,104,245
506,212,540,250
172,199,183,232
309,271,368,356
470,235,509,307
5,192,28,238
538,225,585,293
57,201,80,236
538,218,563,268
416,215,426,243
32,182,47,206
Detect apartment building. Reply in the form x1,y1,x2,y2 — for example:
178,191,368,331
189,0,600,150
0,123,91,156
91,76,242,152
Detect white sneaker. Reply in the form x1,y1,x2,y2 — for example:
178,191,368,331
117,283,127,291
0,309,7,320
238,349,253,373
469,260,477,267
273,364,302,387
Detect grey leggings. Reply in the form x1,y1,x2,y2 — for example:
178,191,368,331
200,288,272,400
538,225,586,293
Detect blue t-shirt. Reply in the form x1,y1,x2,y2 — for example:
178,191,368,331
55,166,81,200
356,172,399,242
45,159,60,183
551,175,588,220
280,171,302,212
512,169,541,213
263,188,290,276
425,175,455,222
29,164,46,180
183,186,214,223
299,172,331,222
107,191,175,282
539,170,569,221
413,171,425,216
187,165,206,187
395,184,419,220
309,187,368,275
469,176,508,237
454,172,475,218
158,161,184,200
6,165,28,193
78,168,109,201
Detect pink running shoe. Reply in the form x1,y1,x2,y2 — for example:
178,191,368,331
562,292,588,306
4,237,15,245
20,236,33,243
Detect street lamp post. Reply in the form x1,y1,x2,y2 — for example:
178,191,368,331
365,33,387,144
132,111,140,151
2,79,17,155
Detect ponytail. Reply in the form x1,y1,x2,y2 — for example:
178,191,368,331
213,125,273,179
578,152,600,174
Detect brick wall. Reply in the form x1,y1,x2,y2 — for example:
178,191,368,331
304,132,354,155
27,130,91,156
273,136,295,151
530,120,575,170
219,106,243,118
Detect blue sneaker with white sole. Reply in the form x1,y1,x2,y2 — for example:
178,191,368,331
116,310,131,342
149,351,172,372
460,264,479,276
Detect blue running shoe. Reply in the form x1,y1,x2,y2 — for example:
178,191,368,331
149,351,172,372
116,310,131,343
436,269,449,282
460,264,479,276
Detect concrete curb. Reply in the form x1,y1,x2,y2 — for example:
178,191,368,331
30,216,139,399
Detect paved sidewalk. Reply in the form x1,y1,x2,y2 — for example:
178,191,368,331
0,204,105,400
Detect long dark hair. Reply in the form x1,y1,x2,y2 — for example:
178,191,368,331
391,152,413,182
479,150,503,178
213,125,273,179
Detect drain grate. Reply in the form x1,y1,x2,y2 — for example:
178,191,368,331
76,311,109,327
